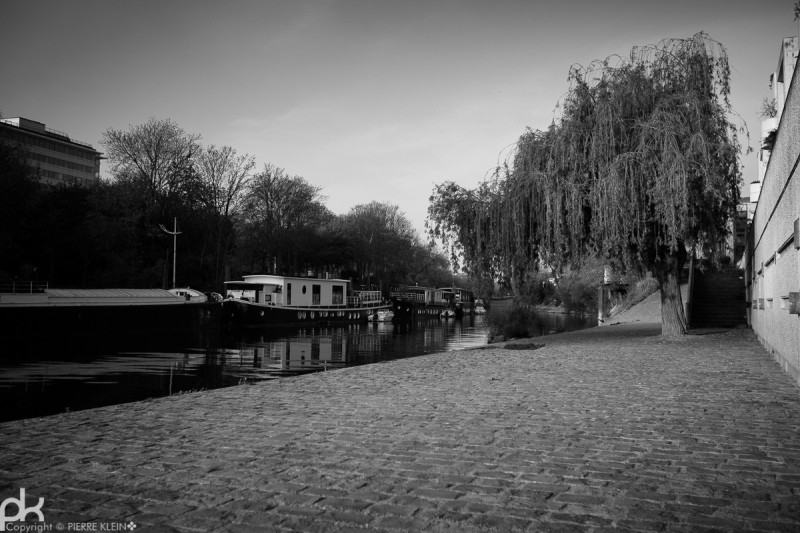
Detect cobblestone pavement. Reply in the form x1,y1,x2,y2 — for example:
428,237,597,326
2,322,800,532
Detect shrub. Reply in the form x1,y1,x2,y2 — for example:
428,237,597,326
554,259,605,313
514,272,556,306
484,305,534,342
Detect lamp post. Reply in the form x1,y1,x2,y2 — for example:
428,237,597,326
159,218,182,288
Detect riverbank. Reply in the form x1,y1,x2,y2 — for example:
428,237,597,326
1,302,799,531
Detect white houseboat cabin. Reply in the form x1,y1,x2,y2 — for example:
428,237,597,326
223,274,389,327
225,274,352,307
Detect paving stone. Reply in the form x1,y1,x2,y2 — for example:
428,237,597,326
411,488,462,500
374,515,424,530
316,509,374,526
226,522,283,533
556,493,607,505
137,502,196,517
528,520,589,532
366,502,417,517
471,513,530,530
316,497,372,512
747,521,800,532
549,512,615,527
1,323,799,531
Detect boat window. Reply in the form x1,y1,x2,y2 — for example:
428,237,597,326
312,284,321,305
332,285,344,305
287,283,292,305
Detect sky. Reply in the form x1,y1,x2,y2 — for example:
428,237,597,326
2,0,798,235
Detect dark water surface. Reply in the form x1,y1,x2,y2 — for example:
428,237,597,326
1,312,594,422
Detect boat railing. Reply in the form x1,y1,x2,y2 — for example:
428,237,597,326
349,291,384,308
355,290,381,301
0,281,49,294
390,291,425,302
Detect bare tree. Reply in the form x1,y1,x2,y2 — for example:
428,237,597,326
101,117,201,208
196,145,255,218
191,145,255,285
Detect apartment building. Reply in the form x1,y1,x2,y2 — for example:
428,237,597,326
0,117,103,186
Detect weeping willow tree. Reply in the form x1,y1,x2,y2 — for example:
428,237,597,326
428,169,545,293
429,33,745,336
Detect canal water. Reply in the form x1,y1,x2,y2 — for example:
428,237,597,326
0,312,594,423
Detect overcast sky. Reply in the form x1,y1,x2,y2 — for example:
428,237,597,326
2,0,797,234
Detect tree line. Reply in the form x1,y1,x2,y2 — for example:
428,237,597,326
0,116,455,293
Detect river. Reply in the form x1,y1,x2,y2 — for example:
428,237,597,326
0,312,594,423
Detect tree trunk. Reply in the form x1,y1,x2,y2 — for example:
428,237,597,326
656,252,687,336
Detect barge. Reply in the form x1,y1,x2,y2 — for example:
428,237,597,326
0,284,220,338
439,287,476,318
390,286,476,320
223,274,391,327
389,286,451,320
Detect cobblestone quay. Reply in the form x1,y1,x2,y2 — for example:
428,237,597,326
2,322,800,532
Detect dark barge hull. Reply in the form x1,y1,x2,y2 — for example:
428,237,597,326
454,303,475,318
390,298,451,320
223,299,391,328
0,301,221,339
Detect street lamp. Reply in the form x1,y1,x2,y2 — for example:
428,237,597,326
159,218,181,288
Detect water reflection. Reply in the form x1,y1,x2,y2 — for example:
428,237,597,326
229,317,489,379
0,313,594,422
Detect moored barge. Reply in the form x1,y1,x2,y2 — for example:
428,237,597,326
390,286,476,320
390,286,451,320
0,284,220,338
223,274,390,327
439,286,476,318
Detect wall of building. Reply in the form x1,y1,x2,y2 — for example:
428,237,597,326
0,118,101,186
747,51,800,386
775,37,799,117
